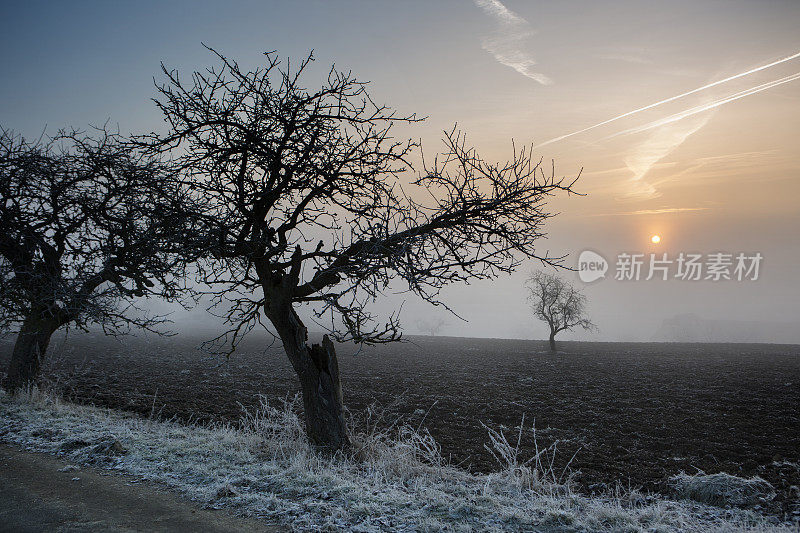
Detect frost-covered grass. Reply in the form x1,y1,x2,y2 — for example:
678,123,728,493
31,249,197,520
670,472,776,509
0,388,793,532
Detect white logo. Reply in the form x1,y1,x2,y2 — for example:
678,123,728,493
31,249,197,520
578,250,608,283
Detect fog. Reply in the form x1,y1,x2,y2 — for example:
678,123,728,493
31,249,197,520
3,0,798,344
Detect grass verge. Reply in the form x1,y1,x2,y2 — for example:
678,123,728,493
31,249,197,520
0,388,794,532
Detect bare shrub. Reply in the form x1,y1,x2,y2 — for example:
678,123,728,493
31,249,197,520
482,414,578,493
671,472,776,508
238,394,307,460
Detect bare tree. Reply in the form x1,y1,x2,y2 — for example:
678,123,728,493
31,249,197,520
142,47,581,451
526,270,596,352
0,127,196,391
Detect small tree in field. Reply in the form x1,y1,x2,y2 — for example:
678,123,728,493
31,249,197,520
143,47,581,451
0,127,196,391
526,270,596,352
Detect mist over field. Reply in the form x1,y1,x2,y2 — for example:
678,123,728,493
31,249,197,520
2,1,799,531
4,1,798,344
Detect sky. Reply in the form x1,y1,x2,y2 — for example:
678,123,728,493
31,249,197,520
2,0,799,342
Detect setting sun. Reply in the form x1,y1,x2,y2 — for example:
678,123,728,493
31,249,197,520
651,234,661,244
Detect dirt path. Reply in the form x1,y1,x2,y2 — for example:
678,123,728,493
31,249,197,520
0,444,284,532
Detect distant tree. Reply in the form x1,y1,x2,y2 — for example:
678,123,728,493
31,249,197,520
142,47,581,451
526,270,596,352
415,317,448,337
0,127,197,391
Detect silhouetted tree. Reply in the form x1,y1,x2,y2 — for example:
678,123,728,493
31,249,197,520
526,270,596,351
143,47,581,451
0,127,196,391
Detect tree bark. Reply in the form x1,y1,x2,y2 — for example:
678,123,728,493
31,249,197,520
549,331,557,352
2,312,59,392
267,305,349,452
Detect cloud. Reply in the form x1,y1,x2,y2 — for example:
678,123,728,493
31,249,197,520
620,110,715,200
588,207,713,217
584,150,778,178
538,50,800,147
608,71,800,139
609,72,799,200
596,52,653,65
647,149,790,189
581,149,785,198
474,0,552,85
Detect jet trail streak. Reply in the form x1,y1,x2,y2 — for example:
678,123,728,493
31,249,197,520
608,72,800,139
538,51,800,147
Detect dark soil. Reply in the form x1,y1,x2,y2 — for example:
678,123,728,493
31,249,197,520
2,332,798,519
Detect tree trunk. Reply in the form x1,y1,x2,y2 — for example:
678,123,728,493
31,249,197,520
549,331,557,352
267,306,349,452
2,313,59,392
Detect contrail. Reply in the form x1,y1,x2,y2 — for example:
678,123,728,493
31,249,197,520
607,71,800,139
474,0,552,85
538,50,800,146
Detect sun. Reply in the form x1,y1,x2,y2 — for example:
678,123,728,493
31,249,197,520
650,234,661,244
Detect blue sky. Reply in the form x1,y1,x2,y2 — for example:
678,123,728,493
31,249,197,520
2,1,799,340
